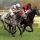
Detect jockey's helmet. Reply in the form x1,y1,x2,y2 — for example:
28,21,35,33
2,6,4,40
16,3,21,8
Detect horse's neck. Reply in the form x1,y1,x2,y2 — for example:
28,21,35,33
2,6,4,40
27,9,36,21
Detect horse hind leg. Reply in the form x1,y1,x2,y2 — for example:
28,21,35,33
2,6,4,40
30,25,33,32
20,25,26,36
27,25,33,32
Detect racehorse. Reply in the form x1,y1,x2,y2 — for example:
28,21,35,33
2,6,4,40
0,12,23,36
0,12,16,36
20,7,39,34
0,7,39,36
11,8,39,36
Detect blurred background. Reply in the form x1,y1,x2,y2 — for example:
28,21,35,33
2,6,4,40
0,0,20,10
0,0,40,15
0,0,40,10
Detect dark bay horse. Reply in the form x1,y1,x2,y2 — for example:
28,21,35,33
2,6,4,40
20,8,39,33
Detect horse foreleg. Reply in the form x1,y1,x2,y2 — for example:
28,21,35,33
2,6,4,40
12,26,16,34
8,25,11,33
23,25,26,32
11,25,16,37
18,24,23,36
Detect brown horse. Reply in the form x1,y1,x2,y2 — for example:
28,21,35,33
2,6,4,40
20,8,39,34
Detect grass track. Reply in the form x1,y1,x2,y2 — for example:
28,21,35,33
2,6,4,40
0,23,40,40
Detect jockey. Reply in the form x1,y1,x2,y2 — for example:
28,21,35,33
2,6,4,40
16,3,21,11
9,5,16,16
16,3,25,16
16,3,32,16
23,3,32,14
17,3,32,19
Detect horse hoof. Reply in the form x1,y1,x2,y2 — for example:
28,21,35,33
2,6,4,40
28,31,33,32
11,33,16,37
9,31,11,33
20,33,23,37
12,35,15,37
4,28,7,30
11,34,15,37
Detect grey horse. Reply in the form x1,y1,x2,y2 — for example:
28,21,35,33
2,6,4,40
0,12,23,37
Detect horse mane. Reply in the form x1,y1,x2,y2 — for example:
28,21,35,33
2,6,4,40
27,8,37,21
21,8,37,25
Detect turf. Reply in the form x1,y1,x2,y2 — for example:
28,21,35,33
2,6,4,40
0,23,40,40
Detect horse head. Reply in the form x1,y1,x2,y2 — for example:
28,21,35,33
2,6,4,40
27,7,39,19
33,7,39,15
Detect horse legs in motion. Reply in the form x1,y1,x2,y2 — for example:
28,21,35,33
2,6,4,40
28,25,33,32
5,21,16,37
11,25,16,37
17,23,23,36
21,24,33,33
22,23,33,33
